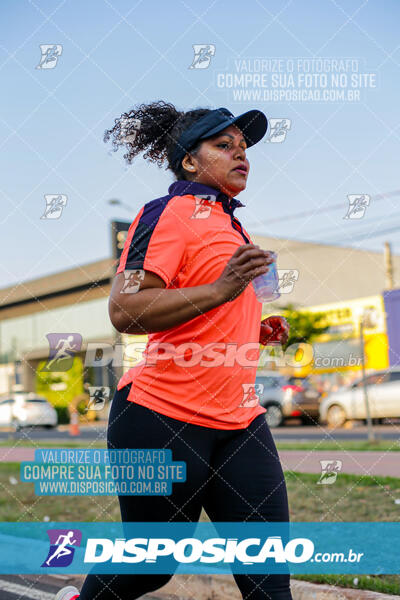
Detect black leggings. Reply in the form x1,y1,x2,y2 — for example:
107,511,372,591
80,384,293,600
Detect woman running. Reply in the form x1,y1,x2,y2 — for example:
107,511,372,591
56,101,292,600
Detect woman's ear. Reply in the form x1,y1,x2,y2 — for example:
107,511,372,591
181,153,197,174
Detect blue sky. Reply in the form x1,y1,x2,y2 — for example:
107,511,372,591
1,0,399,288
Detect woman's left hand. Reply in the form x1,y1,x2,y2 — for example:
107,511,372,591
259,316,290,346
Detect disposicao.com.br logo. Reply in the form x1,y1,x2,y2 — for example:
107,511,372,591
84,535,314,564
82,536,365,567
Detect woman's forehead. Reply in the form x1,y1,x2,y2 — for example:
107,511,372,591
209,123,246,141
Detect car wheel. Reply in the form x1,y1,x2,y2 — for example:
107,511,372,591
326,404,346,428
11,420,21,432
265,404,284,428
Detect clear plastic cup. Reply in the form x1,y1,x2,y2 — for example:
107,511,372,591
252,251,280,303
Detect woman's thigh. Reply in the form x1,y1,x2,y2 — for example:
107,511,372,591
107,384,216,523
203,414,290,523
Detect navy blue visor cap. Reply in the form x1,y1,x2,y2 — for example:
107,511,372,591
171,107,268,169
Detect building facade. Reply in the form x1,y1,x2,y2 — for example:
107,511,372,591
0,227,398,402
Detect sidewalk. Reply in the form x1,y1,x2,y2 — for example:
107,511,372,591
33,573,400,600
2,447,399,478
148,573,400,600
278,450,400,478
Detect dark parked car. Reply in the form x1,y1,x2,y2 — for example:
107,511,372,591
255,372,321,427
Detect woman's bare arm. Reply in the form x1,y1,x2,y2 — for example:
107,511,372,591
109,245,273,335
109,271,224,334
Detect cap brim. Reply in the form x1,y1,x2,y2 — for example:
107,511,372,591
199,109,268,148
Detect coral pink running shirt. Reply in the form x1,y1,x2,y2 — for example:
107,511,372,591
116,179,266,430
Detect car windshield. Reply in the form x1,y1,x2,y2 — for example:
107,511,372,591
288,377,309,388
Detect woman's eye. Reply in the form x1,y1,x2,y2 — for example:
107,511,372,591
218,142,247,151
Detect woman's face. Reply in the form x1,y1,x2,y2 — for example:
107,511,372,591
181,124,249,198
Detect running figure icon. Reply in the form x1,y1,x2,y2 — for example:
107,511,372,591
46,531,77,566
43,334,81,371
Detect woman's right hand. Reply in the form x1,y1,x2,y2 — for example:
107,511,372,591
212,244,275,303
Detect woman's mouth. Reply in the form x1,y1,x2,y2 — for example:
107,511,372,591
233,166,248,176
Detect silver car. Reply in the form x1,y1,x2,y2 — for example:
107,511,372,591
0,393,58,430
319,367,400,427
255,372,287,427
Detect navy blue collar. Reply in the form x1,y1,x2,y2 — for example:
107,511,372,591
168,180,245,214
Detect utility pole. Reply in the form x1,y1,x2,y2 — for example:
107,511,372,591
384,241,394,290
359,309,376,443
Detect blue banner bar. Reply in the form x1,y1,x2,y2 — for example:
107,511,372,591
0,522,398,574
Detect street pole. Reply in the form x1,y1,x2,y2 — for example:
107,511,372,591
384,241,394,290
359,314,375,443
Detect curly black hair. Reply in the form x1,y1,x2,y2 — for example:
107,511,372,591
103,100,213,180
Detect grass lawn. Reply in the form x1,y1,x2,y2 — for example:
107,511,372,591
285,471,400,521
294,574,400,595
0,465,399,594
284,471,400,594
1,464,400,522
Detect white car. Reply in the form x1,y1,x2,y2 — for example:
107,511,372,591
0,393,58,430
319,368,400,427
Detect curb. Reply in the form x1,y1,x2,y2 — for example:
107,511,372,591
291,578,400,599
145,574,400,600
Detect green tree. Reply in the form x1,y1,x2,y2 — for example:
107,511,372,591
36,356,84,423
280,302,330,350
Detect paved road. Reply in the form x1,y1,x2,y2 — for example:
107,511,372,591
0,424,107,441
1,573,398,600
1,422,400,441
0,575,67,599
